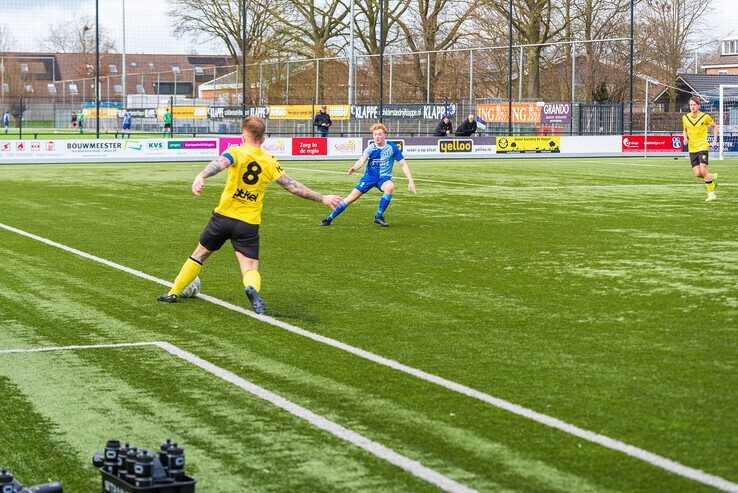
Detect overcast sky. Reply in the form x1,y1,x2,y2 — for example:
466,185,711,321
2,0,736,55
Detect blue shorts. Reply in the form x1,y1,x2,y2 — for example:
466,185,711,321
355,174,393,194
122,123,131,130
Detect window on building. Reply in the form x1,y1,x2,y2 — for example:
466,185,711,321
20,63,29,72
149,62,155,68
724,40,738,55
136,84,146,94
171,64,181,74
24,84,34,93
1,83,9,93
109,64,118,74
114,84,123,94
0,62,4,73
68,83,79,94
194,66,204,75
47,83,57,94
131,62,137,68
718,70,729,75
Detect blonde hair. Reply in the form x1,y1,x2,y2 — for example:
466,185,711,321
242,116,266,140
370,123,387,134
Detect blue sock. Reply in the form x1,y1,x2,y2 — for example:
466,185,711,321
376,193,392,218
327,200,348,221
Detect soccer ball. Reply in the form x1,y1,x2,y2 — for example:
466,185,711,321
179,277,201,298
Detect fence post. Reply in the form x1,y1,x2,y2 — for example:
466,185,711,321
518,46,523,101
18,96,23,139
285,62,290,105
388,55,393,104
644,79,649,158
468,49,474,108
426,52,431,104
570,42,575,135
315,59,320,103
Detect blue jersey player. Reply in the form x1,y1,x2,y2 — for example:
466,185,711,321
321,123,416,227
121,109,132,138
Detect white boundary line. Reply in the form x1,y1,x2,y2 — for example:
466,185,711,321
0,341,474,493
286,167,735,190
1,222,736,492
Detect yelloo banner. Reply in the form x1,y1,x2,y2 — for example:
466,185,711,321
156,106,208,120
82,107,119,119
496,136,561,153
268,105,351,120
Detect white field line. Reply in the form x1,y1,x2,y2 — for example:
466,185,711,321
0,341,474,493
286,166,734,190
1,222,736,493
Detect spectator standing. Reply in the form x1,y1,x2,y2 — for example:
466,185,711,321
434,115,453,137
163,108,173,138
455,114,478,136
313,105,332,137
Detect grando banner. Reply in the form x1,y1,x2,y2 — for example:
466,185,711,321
477,103,543,124
496,136,560,153
351,104,456,120
268,105,351,120
207,106,269,120
541,103,572,124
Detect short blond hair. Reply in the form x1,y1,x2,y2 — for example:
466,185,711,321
370,123,387,134
242,116,266,140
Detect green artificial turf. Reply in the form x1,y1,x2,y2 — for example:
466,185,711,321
0,157,736,491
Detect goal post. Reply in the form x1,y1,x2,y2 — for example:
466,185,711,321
719,84,738,161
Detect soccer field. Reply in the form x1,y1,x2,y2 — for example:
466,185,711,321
0,157,736,492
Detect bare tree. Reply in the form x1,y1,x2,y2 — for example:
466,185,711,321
640,0,711,111
483,0,569,99
42,15,116,54
266,0,351,59
394,0,479,102
169,0,286,64
0,23,16,53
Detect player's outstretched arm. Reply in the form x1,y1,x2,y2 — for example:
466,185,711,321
399,159,417,194
348,156,368,175
711,121,719,147
277,174,343,209
192,156,232,196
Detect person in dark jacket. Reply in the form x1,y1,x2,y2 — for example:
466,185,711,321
455,114,478,136
434,115,453,137
313,105,332,137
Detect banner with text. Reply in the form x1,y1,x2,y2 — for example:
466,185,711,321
351,104,456,120
207,106,269,120
156,106,209,120
268,105,351,120
496,136,561,153
622,135,683,153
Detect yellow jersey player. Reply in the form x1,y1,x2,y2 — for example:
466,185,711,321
157,116,342,314
682,96,719,202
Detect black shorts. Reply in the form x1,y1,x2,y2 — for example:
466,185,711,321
690,151,709,168
199,212,260,259
164,123,172,130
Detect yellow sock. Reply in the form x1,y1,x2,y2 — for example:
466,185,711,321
243,269,261,292
168,257,202,295
705,180,715,193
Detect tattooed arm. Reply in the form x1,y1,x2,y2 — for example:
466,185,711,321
192,156,232,196
276,174,343,209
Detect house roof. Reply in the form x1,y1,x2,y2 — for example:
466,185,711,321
652,74,738,103
702,53,738,68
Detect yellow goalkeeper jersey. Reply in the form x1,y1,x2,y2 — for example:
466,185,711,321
682,111,714,153
213,144,285,225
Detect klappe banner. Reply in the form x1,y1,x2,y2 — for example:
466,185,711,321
351,104,456,120
207,106,269,120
